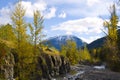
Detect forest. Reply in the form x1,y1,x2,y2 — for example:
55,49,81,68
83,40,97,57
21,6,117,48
0,0,120,80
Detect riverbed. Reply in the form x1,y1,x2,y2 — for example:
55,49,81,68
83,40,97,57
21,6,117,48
52,64,120,80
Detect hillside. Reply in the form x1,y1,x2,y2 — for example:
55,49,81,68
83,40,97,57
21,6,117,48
87,37,106,50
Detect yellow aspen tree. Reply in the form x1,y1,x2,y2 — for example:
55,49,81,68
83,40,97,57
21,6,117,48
29,10,44,55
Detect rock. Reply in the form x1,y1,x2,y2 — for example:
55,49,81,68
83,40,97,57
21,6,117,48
37,55,51,80
75,78,83,80
54,64,120,80
0,47,70,80
37,49,70,80
74,65,120,80
1,53,15,80
59,56,70,74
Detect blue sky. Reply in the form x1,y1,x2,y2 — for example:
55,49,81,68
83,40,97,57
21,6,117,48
0,0,119,43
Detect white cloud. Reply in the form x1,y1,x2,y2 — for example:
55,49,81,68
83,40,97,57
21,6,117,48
66,31,72,35
0,0,114,25
61,0,113,17
87,0,100,6
21,0,56,19
81,36,101,43
44,0,83,5
0,17,11,25
51,17,104,43
0,0,57,25
0,7,11,25
43,0,114,18
118,21,120,26
52,17,104,33
44,7,56,19
21,0,47,18
58,11,66,18
21,1,33,18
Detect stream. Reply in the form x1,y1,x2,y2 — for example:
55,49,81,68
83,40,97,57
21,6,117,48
52,65,106,80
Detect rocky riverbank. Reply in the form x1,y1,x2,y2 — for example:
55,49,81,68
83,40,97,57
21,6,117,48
75,65,120,80
54,65,120,80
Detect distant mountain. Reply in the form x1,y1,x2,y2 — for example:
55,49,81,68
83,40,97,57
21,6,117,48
43,35,86,50
87,29,120,50
87,37,106,50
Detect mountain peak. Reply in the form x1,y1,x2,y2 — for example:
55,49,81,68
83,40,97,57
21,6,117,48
55,35,78,41
44,35,86,50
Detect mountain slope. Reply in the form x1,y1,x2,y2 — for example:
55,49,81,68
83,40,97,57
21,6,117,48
43,35,86,50
87,37,106,50
87,29,120,50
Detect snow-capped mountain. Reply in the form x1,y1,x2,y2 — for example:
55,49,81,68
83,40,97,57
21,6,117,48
43,35,86,50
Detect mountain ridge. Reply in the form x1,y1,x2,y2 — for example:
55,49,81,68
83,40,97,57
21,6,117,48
43,35,86,50
87,37,106,50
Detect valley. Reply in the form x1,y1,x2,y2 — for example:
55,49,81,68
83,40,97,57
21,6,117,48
0,0,120,80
